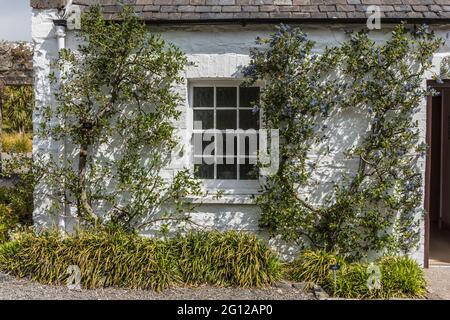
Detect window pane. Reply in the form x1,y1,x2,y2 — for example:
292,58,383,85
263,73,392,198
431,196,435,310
216,87,237,108
194,110,214,130
217,159,237,179
193,87,213,108
240,87,260,108
240,164,258,180
216,110,237,130
239,109,259,130
195,163,214,179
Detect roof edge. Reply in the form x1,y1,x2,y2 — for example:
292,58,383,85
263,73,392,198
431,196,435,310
140,17,450,26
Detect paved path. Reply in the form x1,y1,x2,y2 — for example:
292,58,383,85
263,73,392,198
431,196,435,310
425,267,450,300
0,273,315,300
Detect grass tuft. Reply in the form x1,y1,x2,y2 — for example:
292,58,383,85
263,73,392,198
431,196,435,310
0,229,282,291
1,133,32,153
287,250,426,299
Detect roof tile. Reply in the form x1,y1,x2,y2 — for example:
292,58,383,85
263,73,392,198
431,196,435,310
30,0,450,21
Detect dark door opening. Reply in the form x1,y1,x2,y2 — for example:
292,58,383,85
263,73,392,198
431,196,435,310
426,80,450,266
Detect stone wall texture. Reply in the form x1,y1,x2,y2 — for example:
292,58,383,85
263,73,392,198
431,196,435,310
30,0,450,21
0,42,33,86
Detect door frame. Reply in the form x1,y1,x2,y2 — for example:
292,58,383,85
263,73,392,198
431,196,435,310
424,79,450,268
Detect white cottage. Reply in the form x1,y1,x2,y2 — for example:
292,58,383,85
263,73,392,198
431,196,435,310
30,0,450,266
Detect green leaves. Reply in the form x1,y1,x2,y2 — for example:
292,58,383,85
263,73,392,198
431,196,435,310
37,5,199,231
249,24,442,259
2,86,33,134
0,229,282,291
287,250,426,299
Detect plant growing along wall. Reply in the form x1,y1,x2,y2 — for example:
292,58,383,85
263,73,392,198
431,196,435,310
34,6,202,232
3,86,33,135
244,24,443,260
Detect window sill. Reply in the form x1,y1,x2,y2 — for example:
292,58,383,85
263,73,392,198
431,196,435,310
187,193,258,205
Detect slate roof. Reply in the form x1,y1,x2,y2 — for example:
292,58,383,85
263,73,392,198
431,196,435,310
30,0,450,22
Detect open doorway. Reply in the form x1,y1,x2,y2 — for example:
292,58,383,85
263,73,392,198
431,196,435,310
425,80,450,267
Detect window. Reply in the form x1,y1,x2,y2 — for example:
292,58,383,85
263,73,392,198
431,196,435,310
191,84,260,182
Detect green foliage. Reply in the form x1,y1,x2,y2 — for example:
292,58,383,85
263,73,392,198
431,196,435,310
287,249,345,287
245,24,443,259
332,256,426,299
288,250,426,299
331,263,374,298
0,154,36,243
0,229,177,291
0,239,20,264
378,256,427,298
0,204,13,243
36,5,202,230
174,231,283,287
0,187,33,243
1,133,32,153
0,229,282,291
2,86,33,134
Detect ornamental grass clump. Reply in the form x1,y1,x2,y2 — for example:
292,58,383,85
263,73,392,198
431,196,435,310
378,256,426,298
286,249,346,288
288,250,426,299
332,256,426,299
174,231,283,287
0,229,282,291
1,133,32,153
0,229,179,291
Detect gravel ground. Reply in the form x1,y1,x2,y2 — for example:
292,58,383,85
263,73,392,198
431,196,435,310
0,273,316,300
4,268,446,300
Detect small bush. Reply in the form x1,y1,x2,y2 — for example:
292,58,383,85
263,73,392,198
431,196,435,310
289,250,426,299
332,257,426,299
0,204,14,243
331,263,376,299
0,230,181,291
1,133,32,153
0,239,21,265
0,229,282,291
175,231,282,287
287,249,346,287
0,184,33,243
379,256,426,298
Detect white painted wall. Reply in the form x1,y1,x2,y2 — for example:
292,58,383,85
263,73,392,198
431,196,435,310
31,8,450,263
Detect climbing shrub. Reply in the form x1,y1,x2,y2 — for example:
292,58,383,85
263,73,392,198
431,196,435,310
34,5,202,232
245,24,443,259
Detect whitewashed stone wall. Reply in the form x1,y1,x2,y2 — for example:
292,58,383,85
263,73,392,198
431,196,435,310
32,8,450,264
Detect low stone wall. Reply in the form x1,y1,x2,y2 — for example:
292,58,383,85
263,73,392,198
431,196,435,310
0,41,33,87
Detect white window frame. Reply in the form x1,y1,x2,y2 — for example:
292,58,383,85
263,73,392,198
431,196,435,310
188,80,263,194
